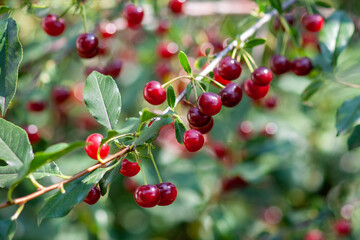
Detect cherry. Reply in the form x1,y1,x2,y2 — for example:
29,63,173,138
244,79,269,99
189,118,214,134
183,129,204,152
155,63,171,81
291,57,313,76
270,55,290,75
83,186,101,205
219,82,242,108
251,67,273,86
218,56,242,80
302,14,324,32
213,68,231,86
304,229,325,240
124,178,138,193
156,182,177,206
222,176,248,191
120,159,140,177
143,81,167,105
26,100,46,112
84,133,110,160
157,42,178,59
24,125,40,144
211,142,227,159
156,19,170,35
197,92,222,116
274,14,295,31
237,121,253,140
134,184,161,208
99,21,117,38
76,33,99,59
264,96,278,109
333,219,352,236
124,4,144,29
42,14,65,37
98,41,108,55
52,86,71,105
104,60,123,78
187,107,212,127
168,0,186,14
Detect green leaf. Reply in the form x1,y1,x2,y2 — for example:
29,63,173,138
0,6,11,15
135,116,173,146
99,163,122,196
301,81,323,101
174,118,186,144
269,0,282,14
166,85,176,109
140,109,159,123
319,11,355,68
315,1,332,8
178,51,191,74
185,84,192,101
195,57,208,70
347,125,360,150
336,96,360,136
114,117,140,134
205,48,210,56
0,219,16,240
0,18,23,115
83,71,122,130
244,38,266,48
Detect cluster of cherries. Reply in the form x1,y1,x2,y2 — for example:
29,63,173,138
82,133,177,207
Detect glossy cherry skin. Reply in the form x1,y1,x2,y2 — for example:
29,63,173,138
168,0,186,14
52,86,71,105
270,55,290,75
26,100,46,112
244,79,269,99
197,92,222,116
157,42,178,59
134,184,161,208
143,81,167,105
251,67,273,86
84,133,110,160
104,60,123,78
187,107,212,127
334,219,352,236
213,68,231,86
42,14,65,37
189,118,214,134
99,21,117,38
302,14,324,32
218,57,242,80
24,125,41,144
304,229,325,240
219,82,242,107
291,57,313,76
83,186,101,205
183,129,204,152
76,33,99,58
156,182,177,206
120,159,140,177
124,4,144,28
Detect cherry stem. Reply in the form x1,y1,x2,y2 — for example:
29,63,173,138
241,50,254,73
200,75,225,89
59,5,72,18
195,80,206,93
81,3,88,33
304,0,314,14
243,49,258,69
29,174,44,189
161,75,192,89
279,15,299,53
281,33,289,56
147,145,163,183
134,150,147,185
11,204,25,221
231,47,238,59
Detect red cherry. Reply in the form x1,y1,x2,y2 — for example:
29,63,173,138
84,133,110,160
270,55,290,75
143,81,167,105
104,60,123,78
213,68,231,86
83,186,101,205
183,129,204,152
124,4,144,29
211,142,227,159
52,86,71,105
244,79,269,99
218,57,242,80
155,63,171,81
334,219,352,236
189,118,214,134
274,14,295,31
197,92,222,116
251,67,273,86
99,21,117,38
120,159,140,177
76,33,99,59
291,57,313,76
168,0,186,14
134,184,161,208
219,82,242,107
187,107,212,127
265,96,278,109
302,14,324,32
222,176,248,191
237,121,253,140
156,182,177,206
157,42,178,59
42,14,65,37
26,100,46,112
98,41,108,56
156,19,170,35
24,125,41,144
303,229,325,240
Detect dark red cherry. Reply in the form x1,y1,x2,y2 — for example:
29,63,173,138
222,176,248,191
42,14,65,37
189,118,214,134
211,142,227,159
76,33,99,58
143,81,167,105
197,92,222,116
99,21,117,38
270,55,290,75
134,184,161,208
291,57,313,76
304,230,325,240
302,14,324,32
156,19,170,35
84,133,110,160
157,42,178,59
120,159,140,177
244,79,269,99
213,68,231,86
334,219,352,236
187,107,211,127
168,0,186,14
251,67,273,86
26,100,46,112
219,82,242,107
124,4,144,28
265,96,278,109
218,57,242,80
274,14,295,31
237,121,253,140
183,129,204,152
24,125,41,144
156,182,177,206
104,60,123,78
83,186,101,205
52,86,71,105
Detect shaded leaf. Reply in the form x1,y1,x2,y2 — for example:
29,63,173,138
269,0,282,14
244,38,266,48
0,219,16,240
114,117,140,134
140,108,159,123
301,81,323,101
0,6,11,15
315,1,332,8
134,116,173,146
185,84,192,101
99,163,122,196
178,51,191,74
347,125,360,150
336,96,360,136
166,85,176,109
195,57,207,69
174,118,186,144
